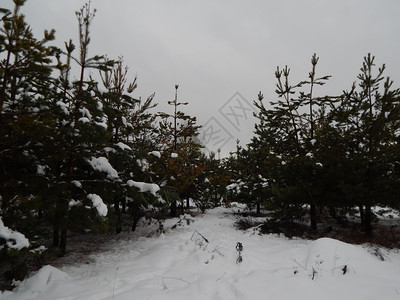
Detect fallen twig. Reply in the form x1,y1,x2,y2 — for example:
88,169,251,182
191,230,209,243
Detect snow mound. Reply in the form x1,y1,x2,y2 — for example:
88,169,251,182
302,237,376,278
14,265,70,295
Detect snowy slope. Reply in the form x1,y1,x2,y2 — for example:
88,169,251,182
2,207,400,300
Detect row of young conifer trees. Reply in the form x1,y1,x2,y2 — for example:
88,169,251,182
229,53,400,236
0,0,219,268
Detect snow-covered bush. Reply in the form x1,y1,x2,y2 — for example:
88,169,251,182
0,218,29,251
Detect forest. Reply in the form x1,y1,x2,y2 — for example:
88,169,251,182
1,0,400,289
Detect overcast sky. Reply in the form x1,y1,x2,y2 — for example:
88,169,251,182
6,0,400,156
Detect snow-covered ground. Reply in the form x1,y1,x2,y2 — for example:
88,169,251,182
2,207,400,300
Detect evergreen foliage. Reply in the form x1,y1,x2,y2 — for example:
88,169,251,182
232,53,400,236
155,85,204,216
0,0,204,271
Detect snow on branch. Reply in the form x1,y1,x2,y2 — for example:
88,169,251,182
87,194,108,217
148,151,161,158
127,180,160,196
0,217,30,250
87,156,118,179
116,142,132,150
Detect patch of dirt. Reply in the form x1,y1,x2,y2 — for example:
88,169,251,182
44,230,133,269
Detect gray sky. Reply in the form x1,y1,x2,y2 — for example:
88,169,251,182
7,0,400,156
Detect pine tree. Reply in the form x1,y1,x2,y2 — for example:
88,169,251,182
155,85,204,216
334,54,400,235
0,0,56,236
250,54,333,229
96,57,159,233
196,152,230,211
45,2,115,252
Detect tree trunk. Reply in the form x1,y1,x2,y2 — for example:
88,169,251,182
59,229,67,254
364,204,373,236
359,205,365,225
131,218,138,232
310,203,317,230
131,213,141,232
53,213,60,247
256,203,261,215
53,228,59,247
131,207,143,232
114,199,122,234
121,199,126,214
329,207,336,219
170,201,177,217
214,190,219,208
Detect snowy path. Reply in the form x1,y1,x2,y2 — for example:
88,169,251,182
2,207,400,300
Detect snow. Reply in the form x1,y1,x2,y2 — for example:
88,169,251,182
306,152,313,158
95,119,108,129
121,116,127,126
149,151,161,158
372,206,400,219
87,156,118,179
0,217,30,250
2,208,400,300
71,180,82,188
30,245,47,254
4,266,71,299
171,152,178,158
127,180,160,196
68,199,81,208
137,159,150,172
104,147,116,153
56,101,69,115
87,193,108,217
79,107,92,120
116,142,132,151
226,181,245,193
36,165,45,175
226,183,238,190
78,117,90,123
